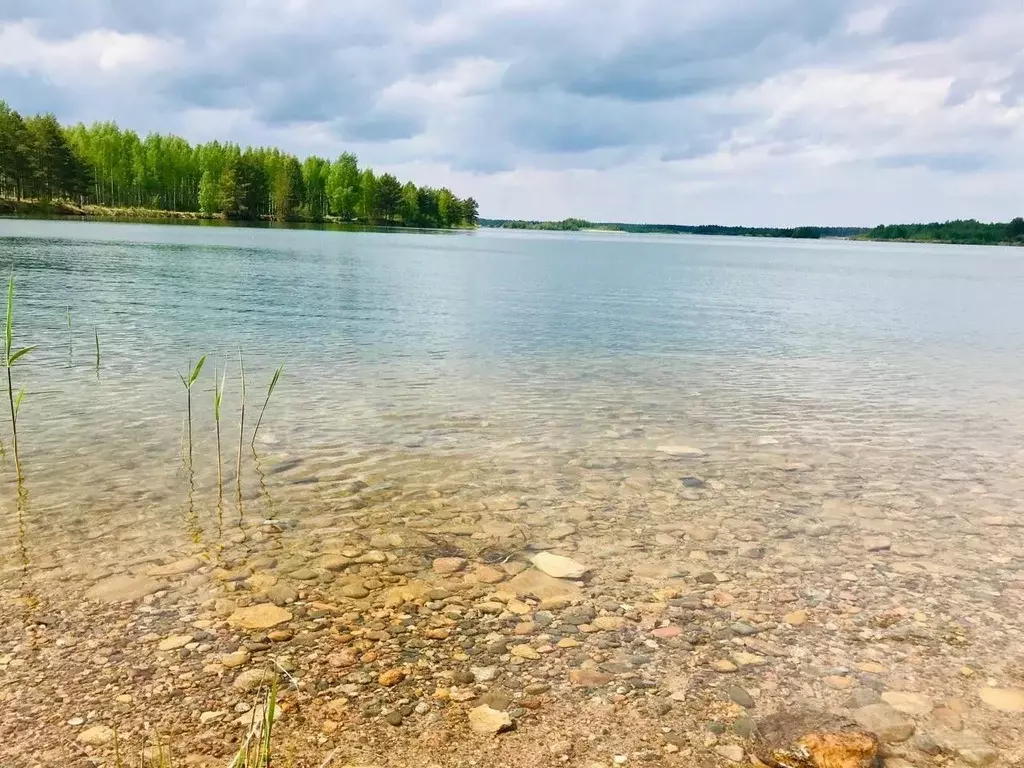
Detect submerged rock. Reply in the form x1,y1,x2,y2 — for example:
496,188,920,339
530,551,588,579
751,711,882,768
85,574,166,603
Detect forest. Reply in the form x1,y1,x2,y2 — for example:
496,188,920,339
0,101,478,228
857,218,1024,245
481,218,864,239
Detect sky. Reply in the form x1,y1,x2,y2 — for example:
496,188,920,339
1,0,1022,226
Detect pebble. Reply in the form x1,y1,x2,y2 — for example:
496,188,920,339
227,604,292,630
221,650,250,668
713,660,738,673
475,565,505,583
977,687,1024,712
378,668,406,687
784,610,808,626
233,668,276,691
881,691,934,716
511,644,541,660
569,669,614,687
728,686,755,709
341,584,370,599
432,557,466,575
530,552,589,579
77,725,116,746
651,625,681,639
158,634,193,651
471,666,497,682
852,703,915,743
592,616,627,631
732,652,765,668
468,704,512,734
714,745,745,762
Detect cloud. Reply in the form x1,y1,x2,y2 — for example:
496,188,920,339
1,0,1023,224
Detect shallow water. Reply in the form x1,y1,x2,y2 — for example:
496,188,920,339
0,219,1023,579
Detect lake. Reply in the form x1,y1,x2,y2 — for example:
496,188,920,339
1,218,1022,764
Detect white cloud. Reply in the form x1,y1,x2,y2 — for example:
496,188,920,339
1,1,1023,223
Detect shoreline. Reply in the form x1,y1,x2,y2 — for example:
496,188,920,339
0,199,470,230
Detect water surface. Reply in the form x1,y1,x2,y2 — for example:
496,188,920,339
0,218,1022,575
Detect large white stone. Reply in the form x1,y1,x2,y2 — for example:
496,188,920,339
530,551,588,579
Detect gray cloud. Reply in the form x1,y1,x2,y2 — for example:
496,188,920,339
1,0,1022,223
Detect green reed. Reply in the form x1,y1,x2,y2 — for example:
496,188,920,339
250,363,283,448
177,355,206,468
5,271,35,481
94,328,100,375
237,349,246,505
66,305,72,360
214,364,226,499
229,675,279,768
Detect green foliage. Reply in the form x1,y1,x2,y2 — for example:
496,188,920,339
861,218,1024,245
4,270,34,479
251,364,283,448
1,103,477,227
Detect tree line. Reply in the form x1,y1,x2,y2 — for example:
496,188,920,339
481,218,863,239
858,218,1024,245
0,101,478,228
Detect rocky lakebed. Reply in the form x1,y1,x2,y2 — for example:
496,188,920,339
2,440,1023,768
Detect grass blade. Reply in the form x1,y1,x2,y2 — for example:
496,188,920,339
189,354,207,387
8,345,36,366
6,270,13,361
251,364,283,447
94,329,100,372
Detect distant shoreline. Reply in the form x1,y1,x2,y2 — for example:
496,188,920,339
481,217,1024,247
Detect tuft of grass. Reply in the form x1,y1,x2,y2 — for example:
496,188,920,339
229,675,279,768
251,364,283,448
177,355,206,469
4,271,36,480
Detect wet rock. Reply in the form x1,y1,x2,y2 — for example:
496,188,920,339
592,616,627,631
78,725,116,746
929,727,1000,766
468,704,512,734
265,584,298,605
656,445,705,457
221,650,250,668
506,570,582,602
562,605,596,625
147,557,203,577
530,552,588,579
711,744,743,763
728,686,756,709
341,584,370,599
233,668,275,691
852,703,915,743
569,669,614,687
880,691,933,716
356,550,388,564
432,557,466,575
228,605,292,630
85,574,166,603
752,711,881,768
475,565,505,584
157,634,193,651
784,610,808,626
378,668,406,687
977,687,1024,712
511,644,540,660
